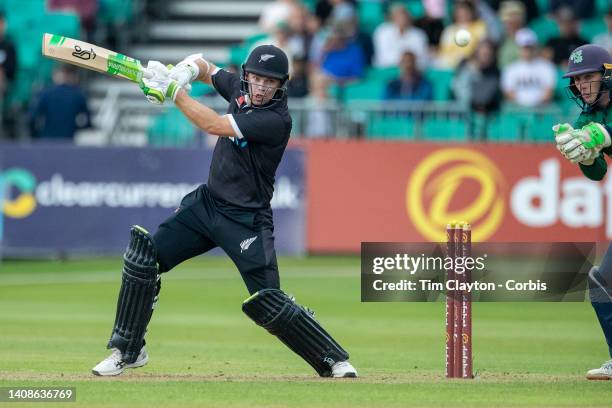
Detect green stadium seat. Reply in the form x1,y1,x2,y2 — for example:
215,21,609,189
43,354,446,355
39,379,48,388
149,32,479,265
486,113,524,142
148,107,197,147
229,45,249,66
43,12,81,38
230,33,268,66
190,82,214,98
554,67,568,101
526,113,561,142
365,66,399,83
5,69,38,108
580,18,607,42
531,17,560,42
366,116,415,139
344,80,386,100
535,0,548,14
422,117,468,140
403,0,425,19
597,0,610,13
358,0,385,34
99,0,134,24
424,69,453,101
301,0,316,12
528,16,559,44
329,78,385,101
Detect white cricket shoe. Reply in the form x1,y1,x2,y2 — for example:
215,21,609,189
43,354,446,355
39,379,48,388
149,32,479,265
92,347,148,376
586,359,612,380
331,361,358,378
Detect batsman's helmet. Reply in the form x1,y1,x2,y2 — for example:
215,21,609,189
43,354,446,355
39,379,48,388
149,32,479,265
563,44,612,110
241,45,289,107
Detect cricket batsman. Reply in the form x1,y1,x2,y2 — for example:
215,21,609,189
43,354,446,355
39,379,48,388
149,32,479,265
92,45,358,378
554,44,612,380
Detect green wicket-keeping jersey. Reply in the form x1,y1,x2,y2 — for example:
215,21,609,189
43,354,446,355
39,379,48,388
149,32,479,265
577,103,612,181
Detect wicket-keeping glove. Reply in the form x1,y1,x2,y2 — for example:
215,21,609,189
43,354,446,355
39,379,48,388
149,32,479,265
140,61,181,105
169,53,201,88
571,122,611,150
553,123,574,157
554,123,599,165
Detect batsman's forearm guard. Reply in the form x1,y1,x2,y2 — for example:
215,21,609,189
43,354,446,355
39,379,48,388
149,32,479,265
108,226,160,363
242,289,349,377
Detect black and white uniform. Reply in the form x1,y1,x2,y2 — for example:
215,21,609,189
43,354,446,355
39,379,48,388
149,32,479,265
153,68,292,294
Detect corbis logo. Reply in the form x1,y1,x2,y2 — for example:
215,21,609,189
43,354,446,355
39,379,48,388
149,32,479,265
1,168,37,219
406,148,506,241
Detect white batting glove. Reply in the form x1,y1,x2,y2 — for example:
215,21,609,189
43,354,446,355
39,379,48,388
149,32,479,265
139,61,181,105
169,53,202,88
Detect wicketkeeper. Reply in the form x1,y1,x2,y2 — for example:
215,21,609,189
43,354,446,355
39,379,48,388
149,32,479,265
553,44,612,380
92,45,357,378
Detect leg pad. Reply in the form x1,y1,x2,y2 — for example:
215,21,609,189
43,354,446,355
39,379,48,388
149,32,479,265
108,226,159,363
242,288,349,377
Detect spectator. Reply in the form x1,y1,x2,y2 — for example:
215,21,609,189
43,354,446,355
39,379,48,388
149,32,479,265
48,0,98,39
484,0,539,23
473,0,504,43
28,65,91,140
415,0,445,47
501,28,557,107
549,0,595,20
373,3,429,69
593,9,612,55
314,0,357,26
453,39,502,113
437,0,488,68
259,0,299,33
320,21,365,81
287,56,309,97
544,7,587,66
287,5,313,62
336,8,374,66
304,71,334,137
384,51,433,101
328,0,356,22
0,12,16,139
253,22,296,73
498,1,526,68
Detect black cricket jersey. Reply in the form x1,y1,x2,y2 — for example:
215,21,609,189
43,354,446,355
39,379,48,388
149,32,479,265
208,69,292,209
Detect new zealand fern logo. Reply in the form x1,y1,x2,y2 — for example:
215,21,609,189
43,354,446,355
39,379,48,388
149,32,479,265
570,50,583,64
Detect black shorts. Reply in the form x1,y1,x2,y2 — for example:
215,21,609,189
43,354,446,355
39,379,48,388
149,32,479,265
152,184,279,294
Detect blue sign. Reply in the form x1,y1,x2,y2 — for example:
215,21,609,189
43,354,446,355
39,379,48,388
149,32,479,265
0,144,305,256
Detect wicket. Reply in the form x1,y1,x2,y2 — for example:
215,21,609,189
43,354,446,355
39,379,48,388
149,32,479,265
445,221,473,379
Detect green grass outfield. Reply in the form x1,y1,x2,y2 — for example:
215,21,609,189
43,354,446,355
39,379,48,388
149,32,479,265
1,256,611,407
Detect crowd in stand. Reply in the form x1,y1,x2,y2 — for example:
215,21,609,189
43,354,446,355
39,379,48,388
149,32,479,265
255,0,612,127
1,0,612,141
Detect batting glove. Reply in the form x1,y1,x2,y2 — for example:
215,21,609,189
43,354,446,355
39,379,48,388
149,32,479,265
169,53,202,88
140,61,181,105
572,122,612,150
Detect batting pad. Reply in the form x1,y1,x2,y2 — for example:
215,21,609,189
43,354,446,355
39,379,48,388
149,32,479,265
242,288,349,377
108,226,159,364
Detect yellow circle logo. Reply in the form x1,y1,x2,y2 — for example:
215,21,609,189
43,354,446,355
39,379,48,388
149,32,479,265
2,168,37,219
407,148,505,241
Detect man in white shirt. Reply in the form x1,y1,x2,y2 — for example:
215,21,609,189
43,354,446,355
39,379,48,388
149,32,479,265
372,3,428,69
501,28,557,107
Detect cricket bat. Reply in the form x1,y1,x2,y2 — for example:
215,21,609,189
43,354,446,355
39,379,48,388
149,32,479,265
41,33,150,82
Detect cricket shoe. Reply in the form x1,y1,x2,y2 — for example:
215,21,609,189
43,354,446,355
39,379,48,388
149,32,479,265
586,359,612,380
331,361,358,378
92,347,148,376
